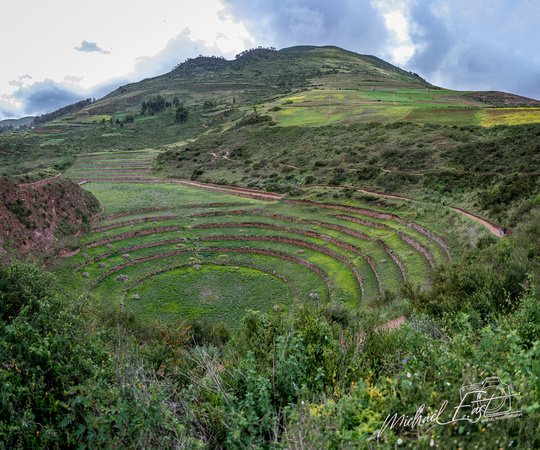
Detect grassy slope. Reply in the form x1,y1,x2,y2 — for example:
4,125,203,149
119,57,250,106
156,121,540,225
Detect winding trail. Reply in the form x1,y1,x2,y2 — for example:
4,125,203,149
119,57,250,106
449,207,501,237
306,184,501,237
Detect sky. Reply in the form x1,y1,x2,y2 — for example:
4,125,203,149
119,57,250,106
1,0,539,120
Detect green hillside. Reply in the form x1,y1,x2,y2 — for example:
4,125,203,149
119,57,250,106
1,45,539,448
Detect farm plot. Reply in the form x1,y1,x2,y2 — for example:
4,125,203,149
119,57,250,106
59,183,450,328
65,150,157,182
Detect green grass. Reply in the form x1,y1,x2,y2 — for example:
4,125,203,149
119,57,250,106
53,155,503,327
83,183,260,215
126,265,291,327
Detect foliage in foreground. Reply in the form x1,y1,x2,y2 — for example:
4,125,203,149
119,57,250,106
1,218,539,448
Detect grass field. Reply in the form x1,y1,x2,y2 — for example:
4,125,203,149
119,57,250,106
264,88,487,126
53,175,462,328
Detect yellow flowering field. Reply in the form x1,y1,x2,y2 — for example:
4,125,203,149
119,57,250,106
480,107,540,126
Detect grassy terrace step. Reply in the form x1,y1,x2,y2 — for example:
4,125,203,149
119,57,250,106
93,203,251,228
77,225,377,294
125,265,292,326
85,251,328,302
86,254,326,327
76,236,360,304
84,183,262,215
282,199,451,261
82,204,435,287
76,213,420,297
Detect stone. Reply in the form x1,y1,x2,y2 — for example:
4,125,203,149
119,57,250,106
122,254,130,259
234,266,240,270
82,272,90,278
132,294,140,300
106,244,113,249
381,259,387,263
273,305,280,312
98,262,106,268
407,252,413,256
219,254,227,258
298,250,305,254
117,274,128,282
177,243,184,247
310,293,319,299
193,264,201,270
82,253,88,258
189,257,195,261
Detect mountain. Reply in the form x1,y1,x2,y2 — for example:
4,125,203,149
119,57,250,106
1,45,539,224
0,116,35,130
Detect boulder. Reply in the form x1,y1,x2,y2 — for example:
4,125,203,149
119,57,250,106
82,272,90,278
98,262,106,268
117,274,128,282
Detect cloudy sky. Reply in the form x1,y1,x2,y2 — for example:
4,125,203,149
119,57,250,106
1,0,539,120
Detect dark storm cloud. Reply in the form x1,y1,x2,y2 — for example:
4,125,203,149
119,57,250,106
223,0,540,99
222,0,390,55
11,79,87,117
405,0,540,99
0,30,224,120
74,40,110,54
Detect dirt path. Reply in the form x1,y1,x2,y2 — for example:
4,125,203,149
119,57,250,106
376,316,406,331
449,207,501,237
209,152,235,162
309,184,501,237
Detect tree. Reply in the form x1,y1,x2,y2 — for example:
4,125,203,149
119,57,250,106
175,104,189,123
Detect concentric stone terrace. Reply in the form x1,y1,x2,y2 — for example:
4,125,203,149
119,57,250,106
63,181,450,327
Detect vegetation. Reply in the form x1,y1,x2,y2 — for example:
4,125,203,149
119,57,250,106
1,213,538,446
1,44,539,447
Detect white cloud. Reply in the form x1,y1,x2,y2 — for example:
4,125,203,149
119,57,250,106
2,0,540,119
0,0,253,119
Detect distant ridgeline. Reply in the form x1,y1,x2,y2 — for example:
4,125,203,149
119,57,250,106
0,98,96,134
171,46,279,72
31,98,95,127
